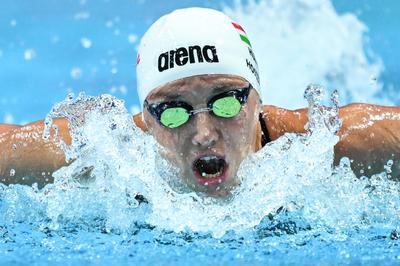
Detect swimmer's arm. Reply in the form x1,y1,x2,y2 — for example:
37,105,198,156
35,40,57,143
133,113,148,131
263,103,400,178
0,124,21,133
0,119,71,187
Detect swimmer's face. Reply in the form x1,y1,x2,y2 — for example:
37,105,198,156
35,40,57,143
143,75,262,197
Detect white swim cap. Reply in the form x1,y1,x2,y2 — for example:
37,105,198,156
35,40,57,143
136,7,261,105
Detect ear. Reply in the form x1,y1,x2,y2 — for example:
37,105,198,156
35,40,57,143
132,112,148,132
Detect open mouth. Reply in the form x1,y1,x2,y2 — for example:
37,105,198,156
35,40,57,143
192,155,228,185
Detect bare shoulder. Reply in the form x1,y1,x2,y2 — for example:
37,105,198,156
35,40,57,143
340,102,400,112
262,103,400,140
337,103,400,137
261,105,308,140
132,112,148,132
0,124,21,135
0,118,72,145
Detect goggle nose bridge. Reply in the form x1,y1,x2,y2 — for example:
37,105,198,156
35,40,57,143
190,107,212,115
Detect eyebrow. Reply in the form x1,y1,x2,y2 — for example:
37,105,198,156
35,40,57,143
209,83,249,96
152,92,182,100
211,85,238,94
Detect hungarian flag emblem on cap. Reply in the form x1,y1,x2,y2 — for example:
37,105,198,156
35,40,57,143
136,53,141,65
232,22,252,47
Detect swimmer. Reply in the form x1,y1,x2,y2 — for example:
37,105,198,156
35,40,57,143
1,8,400,197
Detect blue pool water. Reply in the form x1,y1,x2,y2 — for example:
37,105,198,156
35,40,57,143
1,0,400,265
1,87,400,265
0,0,399,123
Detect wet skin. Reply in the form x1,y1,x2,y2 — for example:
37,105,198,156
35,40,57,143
143,75,262,197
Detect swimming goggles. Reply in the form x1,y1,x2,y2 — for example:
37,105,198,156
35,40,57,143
144,85,252,128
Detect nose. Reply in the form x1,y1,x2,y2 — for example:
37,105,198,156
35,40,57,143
191,112,219,148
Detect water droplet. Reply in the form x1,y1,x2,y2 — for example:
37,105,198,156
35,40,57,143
384,160,394,174
71,67,82,79
74,12,90,20
110,86,117,93
111,67,118,74
105,20,113,28
4,113,14,124
119,85,127,95
128,34,137,44
24,49,36,60
80,37,92,48
51,35,60,44
369,75,377,85
339,157,351,168
67,93,74,101
52,124,59,137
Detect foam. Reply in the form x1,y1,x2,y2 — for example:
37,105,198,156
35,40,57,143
1,87,398,239
223,0,386,108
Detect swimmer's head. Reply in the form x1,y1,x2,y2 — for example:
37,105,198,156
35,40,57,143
137,8,262,197
136,7,261,105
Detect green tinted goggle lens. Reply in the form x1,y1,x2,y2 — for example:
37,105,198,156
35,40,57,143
159,96,242,128
212,96,242,118
160,107,190,128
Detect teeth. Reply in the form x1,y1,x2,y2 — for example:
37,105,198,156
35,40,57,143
201,170,223,179
202,156,217,162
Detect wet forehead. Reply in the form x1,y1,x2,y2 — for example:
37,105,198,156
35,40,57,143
147,75,249,102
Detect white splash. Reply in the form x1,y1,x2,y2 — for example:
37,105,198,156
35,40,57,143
1,1,399,239
2,87,397,239
223,0,386,108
